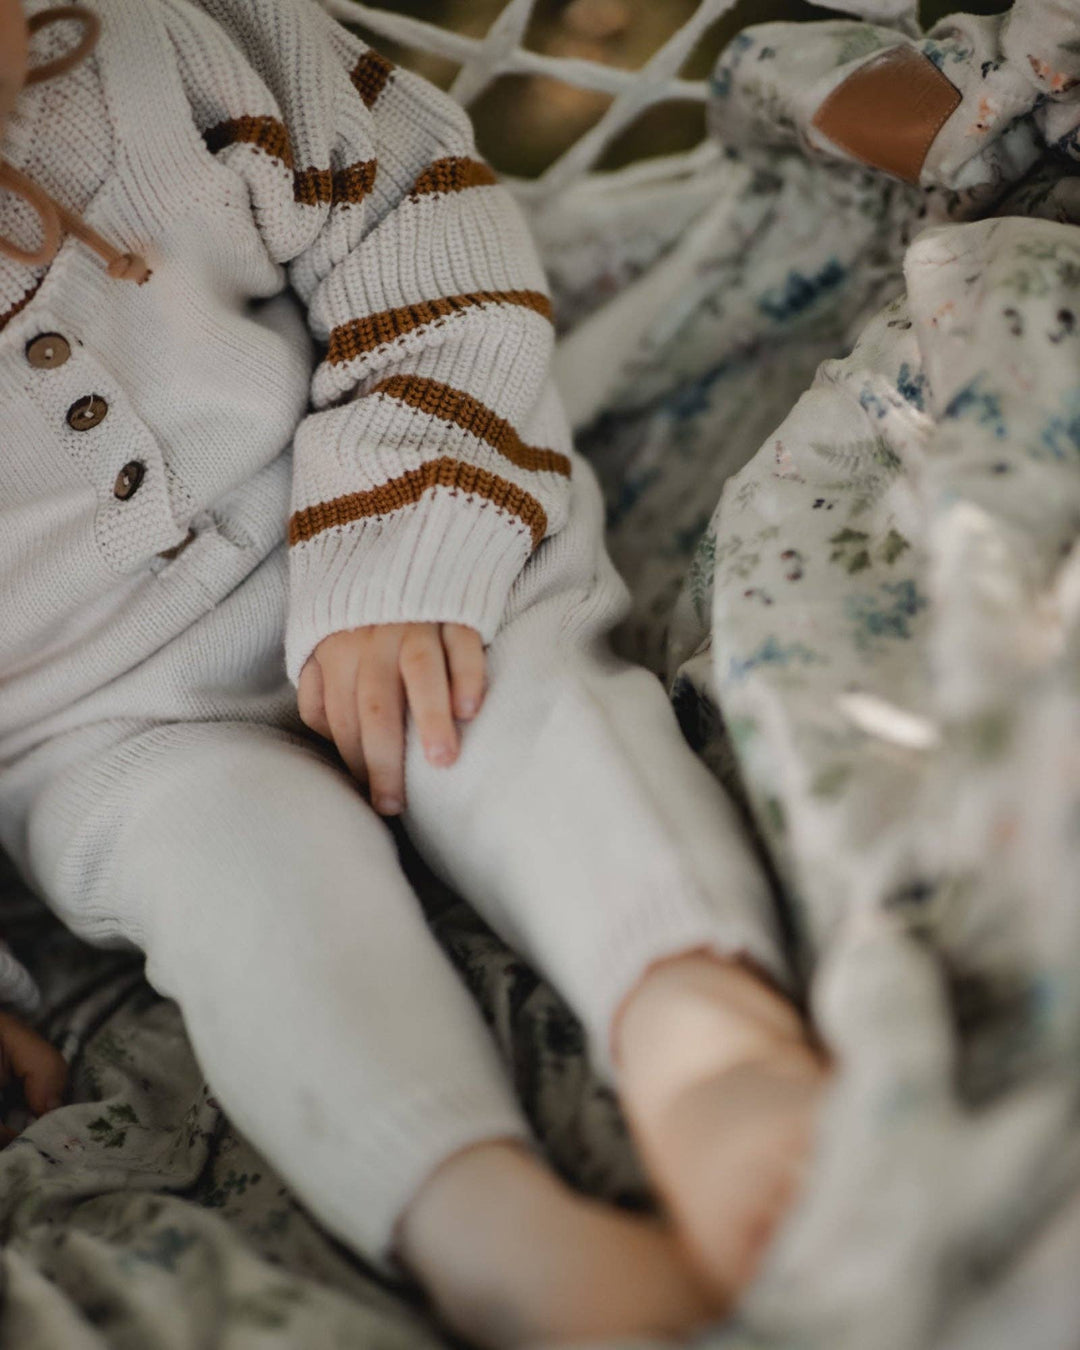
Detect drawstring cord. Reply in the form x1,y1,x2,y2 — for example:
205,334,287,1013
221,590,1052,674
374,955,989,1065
0,5,150,283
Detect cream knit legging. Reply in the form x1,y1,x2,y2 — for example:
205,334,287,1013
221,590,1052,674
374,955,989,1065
5,463,780,1263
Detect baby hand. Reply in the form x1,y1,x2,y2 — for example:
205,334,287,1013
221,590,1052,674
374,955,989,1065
297,624,486,816
0,1010,68,1143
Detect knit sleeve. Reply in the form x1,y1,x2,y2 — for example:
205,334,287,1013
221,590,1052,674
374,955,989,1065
169,0,573,682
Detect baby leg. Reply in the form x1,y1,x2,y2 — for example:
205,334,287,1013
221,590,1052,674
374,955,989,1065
21,721,712,1346
401,458,827,1306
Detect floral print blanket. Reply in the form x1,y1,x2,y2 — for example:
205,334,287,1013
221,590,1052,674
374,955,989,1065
4,2,1080,1346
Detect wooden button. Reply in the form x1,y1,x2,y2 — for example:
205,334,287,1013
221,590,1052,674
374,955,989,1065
66,394,108,431
25,332,71,369
113,460,145,501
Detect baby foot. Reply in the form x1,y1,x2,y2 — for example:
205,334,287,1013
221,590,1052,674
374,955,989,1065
615,954,828,1302
636,1043,823,1298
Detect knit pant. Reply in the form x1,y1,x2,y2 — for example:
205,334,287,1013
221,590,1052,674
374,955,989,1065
0,458,779,1263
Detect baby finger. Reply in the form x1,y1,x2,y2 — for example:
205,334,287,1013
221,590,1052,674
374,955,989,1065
442,624,486,721
356,655,407,815
400,627,457,767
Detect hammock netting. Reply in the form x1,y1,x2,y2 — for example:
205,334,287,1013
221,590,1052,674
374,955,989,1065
322,0,754,203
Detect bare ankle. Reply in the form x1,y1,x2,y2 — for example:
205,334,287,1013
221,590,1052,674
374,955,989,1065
396,1139,544,1284
396,1138,717,1348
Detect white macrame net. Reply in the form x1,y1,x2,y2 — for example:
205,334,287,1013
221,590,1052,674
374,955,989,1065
321,0,743,203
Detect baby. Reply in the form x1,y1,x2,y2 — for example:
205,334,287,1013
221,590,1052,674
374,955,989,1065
0,1,824,1343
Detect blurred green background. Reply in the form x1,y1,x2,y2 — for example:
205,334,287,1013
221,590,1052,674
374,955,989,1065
344,0,1012,176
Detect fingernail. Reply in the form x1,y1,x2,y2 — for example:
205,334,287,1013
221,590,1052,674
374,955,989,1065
459,699,479,719
378,797,403,816
427,743,456,767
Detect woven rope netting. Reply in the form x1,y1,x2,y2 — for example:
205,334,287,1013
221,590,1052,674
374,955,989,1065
321,0,746,203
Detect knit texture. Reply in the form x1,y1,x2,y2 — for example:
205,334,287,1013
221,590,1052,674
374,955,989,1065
169,0,572,680
9,458,786,1259
0,0,574,759
0,1,113,321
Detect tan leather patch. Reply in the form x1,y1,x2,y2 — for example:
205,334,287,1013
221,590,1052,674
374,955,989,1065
811,45,962,185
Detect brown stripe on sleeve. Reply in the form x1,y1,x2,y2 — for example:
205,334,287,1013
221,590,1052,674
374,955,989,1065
331,159,378,205
411,156,498,198
204,116,348,207
289,457,548,548
284,161,378,207
293,166,334,206
327,289,553,366
372,375,571,478
204,115,294,167
351,50,395,108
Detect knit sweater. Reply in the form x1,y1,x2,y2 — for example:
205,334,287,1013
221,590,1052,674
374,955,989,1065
0,0,572,769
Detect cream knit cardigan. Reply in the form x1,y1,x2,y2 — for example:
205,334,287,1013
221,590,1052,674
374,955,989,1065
0,0,572,771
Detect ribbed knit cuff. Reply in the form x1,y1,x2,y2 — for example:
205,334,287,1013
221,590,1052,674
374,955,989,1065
285,492,533,683
325,1082,534,1274
584,907,791,1086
